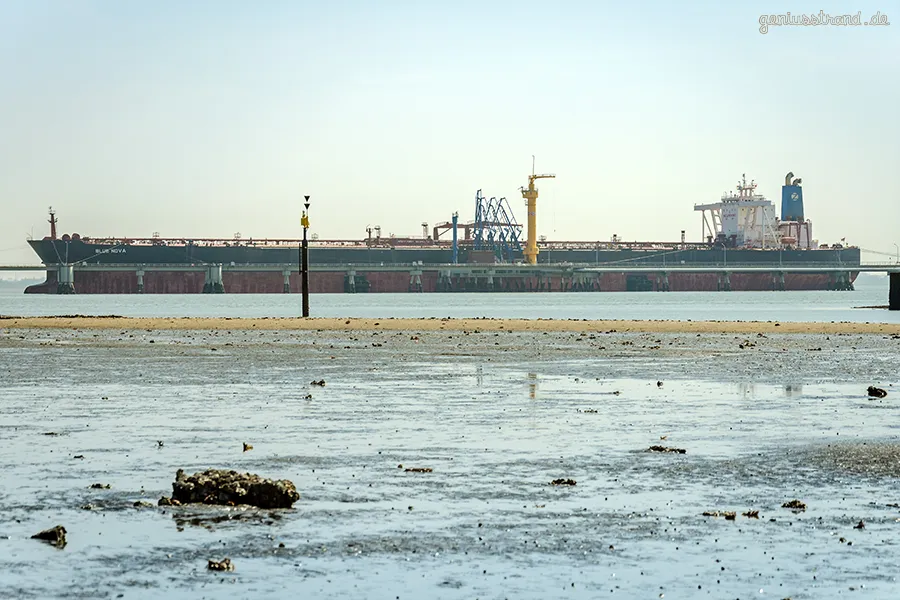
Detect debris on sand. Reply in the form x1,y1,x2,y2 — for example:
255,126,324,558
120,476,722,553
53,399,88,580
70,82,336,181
242,442,253,452
207,558,235,571
31,525,66,547
703,510,756,519
854,520,865,529
404,467,433,473
782,499,807,511
89,483,110,489
550,478,577,486
702,510,735,519
168,469,300,509
867,386,887,398
648,445,686,454
310,379,326,387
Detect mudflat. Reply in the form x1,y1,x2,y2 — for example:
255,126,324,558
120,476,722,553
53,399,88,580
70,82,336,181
2,315,900,335
1,324,899,598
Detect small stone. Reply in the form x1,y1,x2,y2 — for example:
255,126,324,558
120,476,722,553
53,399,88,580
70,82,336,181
648,445,686,454
782,499,807,511
207,558,234,571
31,525,66,547
867,386,887,398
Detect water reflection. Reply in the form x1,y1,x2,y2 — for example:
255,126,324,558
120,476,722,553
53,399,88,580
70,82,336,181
737,382,756,397
172,507,283,531
527,372,538,400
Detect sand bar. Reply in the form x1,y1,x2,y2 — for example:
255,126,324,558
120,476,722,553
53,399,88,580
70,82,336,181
2,315,899,335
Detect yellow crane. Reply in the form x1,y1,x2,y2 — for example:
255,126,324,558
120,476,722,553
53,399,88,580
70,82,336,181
520,160,555,265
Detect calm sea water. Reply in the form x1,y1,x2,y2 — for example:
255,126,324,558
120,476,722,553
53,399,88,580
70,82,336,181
0,274,895,323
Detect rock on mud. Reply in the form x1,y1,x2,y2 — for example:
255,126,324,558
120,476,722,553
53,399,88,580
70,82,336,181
782,499,807,511
550,478,577,486
207,558,235,571
169,469,300,509
867,386,888,398
31,525,66,547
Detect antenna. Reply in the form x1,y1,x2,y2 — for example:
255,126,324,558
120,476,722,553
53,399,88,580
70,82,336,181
532,155,535,177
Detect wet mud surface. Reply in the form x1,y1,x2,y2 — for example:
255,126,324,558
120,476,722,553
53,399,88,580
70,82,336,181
1,327,900,598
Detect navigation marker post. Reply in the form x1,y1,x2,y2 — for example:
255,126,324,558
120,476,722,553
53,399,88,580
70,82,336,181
301,196,311,317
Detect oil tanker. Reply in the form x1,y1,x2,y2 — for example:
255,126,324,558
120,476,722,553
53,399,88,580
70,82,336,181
25,172,860,294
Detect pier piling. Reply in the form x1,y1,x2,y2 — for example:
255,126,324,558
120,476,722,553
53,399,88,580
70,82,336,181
56,265,75,294
891,273,900,310
202,264,225,294
772,271,785,291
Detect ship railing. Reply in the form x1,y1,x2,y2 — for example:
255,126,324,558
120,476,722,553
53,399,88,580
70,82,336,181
79,238,460,249
582,261,866,269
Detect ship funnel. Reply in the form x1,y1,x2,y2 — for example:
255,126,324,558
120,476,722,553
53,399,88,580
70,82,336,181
781,172,804,222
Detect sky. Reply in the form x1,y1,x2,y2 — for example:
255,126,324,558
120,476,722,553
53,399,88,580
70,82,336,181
1,0,898,267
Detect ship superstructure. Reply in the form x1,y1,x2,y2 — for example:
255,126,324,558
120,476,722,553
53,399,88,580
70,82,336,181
695,172,817,250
